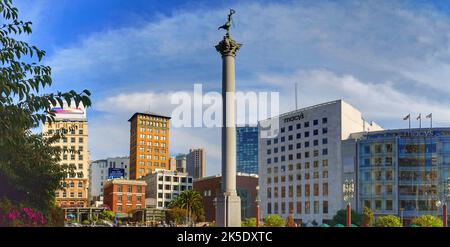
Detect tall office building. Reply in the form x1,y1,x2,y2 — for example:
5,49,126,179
43,104,89,208
88,157,130,205
353,128,450,224
175,154,187,173
258,100,383,224
237,127,259,174
129,112,171,179
186,148,206,179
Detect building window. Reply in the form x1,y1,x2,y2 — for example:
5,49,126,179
281,127,285,133
323,201,329,214
375,200,382,210
322,128,328,134
297,202,302,214
386,200,393,210
70,192,74,198
296,143,301,149
296,133,301,139
78,192,82,198
323,171,328,178
78,182,83,188
304,131,309,137
313,129,318,136
305,184,310,197
313,184,319,196
117,205,122,212
296,123,301,129
314,201,319,214
118,186,122,192
313,140,319,146
305,201,310,214
323,183,328,196
267,203,272,214
313,119,318,126
267,188,272,198
70,182,75,188
322,149,328,155
305,141,309,148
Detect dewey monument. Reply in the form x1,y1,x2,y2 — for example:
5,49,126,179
215,9,242,227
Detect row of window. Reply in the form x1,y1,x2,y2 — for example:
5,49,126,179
267,129,328,146
361,170,394,181
157,184,192,191
267,183,329,198
157,175,193,183
138,141,167,147
281,118,328,133
267,139,328,154
267,160,329,173
267,170,328,183
67,172,84,179
362,143,394,154
138,154,167,161
116,194,143,202
58,137,85,143
138,162,166,167
117,185,143,193
267,200,329,215
61,181,84,188
138,134,167,141
138,147,166,153
266,149,328,164
138,120,168,128
62,154,84,161
139,128,167,134
56,191,83,198
48,129,84,135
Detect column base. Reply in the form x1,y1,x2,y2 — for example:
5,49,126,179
215,194,241,227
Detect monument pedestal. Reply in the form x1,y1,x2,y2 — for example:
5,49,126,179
215,193,241,227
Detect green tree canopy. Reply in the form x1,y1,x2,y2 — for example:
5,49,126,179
411,215,443,227
374,215,402,227
331,209,362,226
263,214,285,227
0,0,91,215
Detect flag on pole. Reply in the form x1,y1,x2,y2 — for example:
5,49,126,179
426,113,432,119
416,114,421,120
403,114,410,120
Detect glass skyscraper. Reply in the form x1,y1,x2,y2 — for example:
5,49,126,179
236,127,258,174
357,128,450,224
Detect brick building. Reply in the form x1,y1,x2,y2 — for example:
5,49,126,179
193,173,258,222
103,179,147,215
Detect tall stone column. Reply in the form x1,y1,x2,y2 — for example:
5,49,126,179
215,33,242,227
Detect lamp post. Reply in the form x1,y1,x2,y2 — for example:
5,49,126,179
442,178,450,227
400,208,404,226
343,179,355,227
255,185,261,227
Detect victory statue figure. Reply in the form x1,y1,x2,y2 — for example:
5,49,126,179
218,9,235,36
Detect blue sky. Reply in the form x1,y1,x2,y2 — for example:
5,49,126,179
15,0,450,175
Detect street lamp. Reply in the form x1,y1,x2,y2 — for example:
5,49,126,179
441,177,450,227
343,179,355,227
255,185,261,227
400,208,404,226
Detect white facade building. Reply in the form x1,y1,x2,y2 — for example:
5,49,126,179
140,169,193,209
258,100,383,224
88,157,130,205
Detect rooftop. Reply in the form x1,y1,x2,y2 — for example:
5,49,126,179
128,112,171,122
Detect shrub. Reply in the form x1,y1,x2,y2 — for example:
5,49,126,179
375,215,402,227
411,215,443,227
0,198,47,227
241,217,257,227
361,207,374,227
81,220,90,225
263,214,284,227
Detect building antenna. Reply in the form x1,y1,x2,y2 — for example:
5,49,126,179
295,82,298,110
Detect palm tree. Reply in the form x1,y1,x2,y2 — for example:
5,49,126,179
169,190,203,226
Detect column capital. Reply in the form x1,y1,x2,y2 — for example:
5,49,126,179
215,34,242,57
